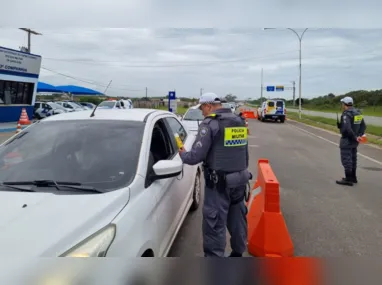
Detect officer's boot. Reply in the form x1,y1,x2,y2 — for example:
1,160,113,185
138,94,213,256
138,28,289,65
351,168,358,183
228,252,243,257
336,171,354,186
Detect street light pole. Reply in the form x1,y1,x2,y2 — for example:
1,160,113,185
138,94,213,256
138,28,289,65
288,28,308,119
264,28,308,119
260,68,263,102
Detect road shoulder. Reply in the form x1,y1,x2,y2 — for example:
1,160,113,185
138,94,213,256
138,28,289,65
286,119,382,166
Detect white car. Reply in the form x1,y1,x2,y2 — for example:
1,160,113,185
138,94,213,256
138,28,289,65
0,109,202,258
56,101,84,112
181,106,204,134
34,102,68,119
97,99,133,110
222,102,235,113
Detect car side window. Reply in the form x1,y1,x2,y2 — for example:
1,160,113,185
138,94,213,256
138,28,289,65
149,119,175,165
145,119,176,188
165,117,188,142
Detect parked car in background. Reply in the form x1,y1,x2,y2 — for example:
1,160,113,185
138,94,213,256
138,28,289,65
97,99,133,110
0,108,202,258
222,102,235,113
79,102,96,109
33,101,69,119
68,101,91,110
56,101,84,112
180,106,204,134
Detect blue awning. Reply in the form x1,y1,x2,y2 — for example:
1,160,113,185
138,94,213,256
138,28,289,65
37,82,61,93
56,85,104,95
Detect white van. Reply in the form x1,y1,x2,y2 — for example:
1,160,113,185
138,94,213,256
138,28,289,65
257,99,286,123
97,99,133,110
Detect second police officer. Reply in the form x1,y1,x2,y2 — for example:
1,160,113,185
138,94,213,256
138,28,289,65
336,96,367,186
178,92,252,257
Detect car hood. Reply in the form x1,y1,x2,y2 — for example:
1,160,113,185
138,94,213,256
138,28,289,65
0,189,130,256
181,120,201,132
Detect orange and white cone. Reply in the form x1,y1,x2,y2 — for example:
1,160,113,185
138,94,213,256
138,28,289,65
246,119,250,135
15,122,22,134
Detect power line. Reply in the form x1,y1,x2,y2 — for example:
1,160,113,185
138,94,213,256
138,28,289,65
41,66,168,95
42,50,300,68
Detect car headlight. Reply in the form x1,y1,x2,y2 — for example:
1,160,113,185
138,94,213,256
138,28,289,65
60,224,116,257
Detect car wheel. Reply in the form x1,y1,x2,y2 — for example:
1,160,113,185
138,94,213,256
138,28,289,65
280,118,285,123
190,169,201,211
261,117,265,122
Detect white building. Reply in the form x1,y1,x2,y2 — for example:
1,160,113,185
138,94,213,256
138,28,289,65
0,46,42,123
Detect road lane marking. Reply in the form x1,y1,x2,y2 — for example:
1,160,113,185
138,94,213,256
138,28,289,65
291,124,382,166
287,119,382,150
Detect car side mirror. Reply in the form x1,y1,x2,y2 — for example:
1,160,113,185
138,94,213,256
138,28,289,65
151,160,182,181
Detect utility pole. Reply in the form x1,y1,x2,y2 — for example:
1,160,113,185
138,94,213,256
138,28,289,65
145,87,148,99
292,81,296,107
200,88,203,96
19,28,42,53
260,68,264,102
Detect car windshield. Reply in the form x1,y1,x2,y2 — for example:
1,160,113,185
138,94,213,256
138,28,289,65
183,109,204,120
0,120,144,192
72,102,85,108
48,102,66,110
276,101,284,108
98,101,116,108
222,103,232,109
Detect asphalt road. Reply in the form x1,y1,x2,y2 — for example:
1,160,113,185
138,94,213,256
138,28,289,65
287,108,382,127
2,121,382,257
170,116,382,257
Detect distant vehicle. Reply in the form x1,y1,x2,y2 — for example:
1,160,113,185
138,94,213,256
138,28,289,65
68,101,91,110
0,108,202,257
181,106,204,134
56,101,84,112
257,99,286,123
222,102,235,113
79,102,96,109
97,99,133,110
34,101,69,119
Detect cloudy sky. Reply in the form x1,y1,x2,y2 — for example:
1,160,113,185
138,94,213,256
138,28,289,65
2,26,382,100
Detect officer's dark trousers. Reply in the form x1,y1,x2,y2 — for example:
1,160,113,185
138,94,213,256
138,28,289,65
340,147,357,174
203,184,248,257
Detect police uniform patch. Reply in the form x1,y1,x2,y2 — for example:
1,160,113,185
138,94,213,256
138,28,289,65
200,127,208,137
196,141,203,148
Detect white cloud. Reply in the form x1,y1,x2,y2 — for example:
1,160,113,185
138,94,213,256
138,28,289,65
2,27,382,99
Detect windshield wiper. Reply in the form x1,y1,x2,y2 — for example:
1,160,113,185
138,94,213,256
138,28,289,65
0,184,36,192
2,180,103,193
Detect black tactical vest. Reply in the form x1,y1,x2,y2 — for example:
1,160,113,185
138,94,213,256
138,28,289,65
345,108,363,137
204,112,248,173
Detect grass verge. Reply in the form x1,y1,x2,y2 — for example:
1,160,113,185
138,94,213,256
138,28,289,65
145,105,188,115
286,112,382,146
286,106,382,117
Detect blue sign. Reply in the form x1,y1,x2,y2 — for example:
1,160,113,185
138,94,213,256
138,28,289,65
276,85,284,91
266,86,275,92
168,91,176,112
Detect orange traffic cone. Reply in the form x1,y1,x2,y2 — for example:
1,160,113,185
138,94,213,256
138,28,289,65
18,108,31,125
15,123,22,134
245,119,250,135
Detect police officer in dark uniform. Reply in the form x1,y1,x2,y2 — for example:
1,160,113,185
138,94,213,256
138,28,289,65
336,96,367,186
178,92,251,257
